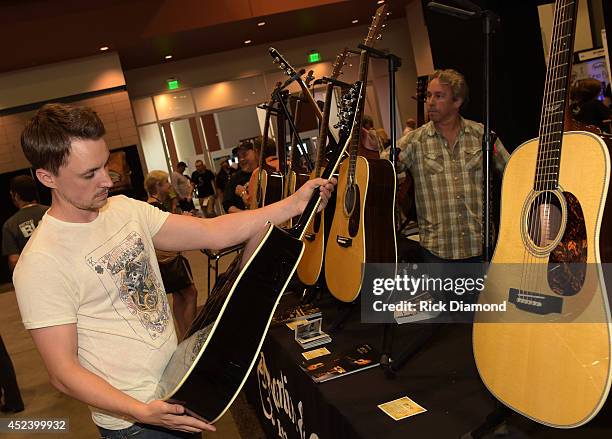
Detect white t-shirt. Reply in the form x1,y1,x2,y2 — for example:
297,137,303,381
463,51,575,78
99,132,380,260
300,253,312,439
13,195,175,430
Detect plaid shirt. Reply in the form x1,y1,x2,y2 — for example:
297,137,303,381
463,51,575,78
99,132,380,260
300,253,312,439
397,118,509,259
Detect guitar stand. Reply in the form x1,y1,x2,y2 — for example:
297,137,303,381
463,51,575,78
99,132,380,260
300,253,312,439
301,283,324,305
273,87,315,172
380,322,441,378
460,402,513,439
326,301,357,334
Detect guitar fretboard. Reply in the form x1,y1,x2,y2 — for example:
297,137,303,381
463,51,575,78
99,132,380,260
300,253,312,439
347,50,370,185
534,0,577,191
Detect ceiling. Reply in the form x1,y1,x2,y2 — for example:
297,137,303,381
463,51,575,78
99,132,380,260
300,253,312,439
0,0,411,74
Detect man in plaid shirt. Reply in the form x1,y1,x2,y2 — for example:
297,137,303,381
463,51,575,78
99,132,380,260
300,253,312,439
397,69,510,262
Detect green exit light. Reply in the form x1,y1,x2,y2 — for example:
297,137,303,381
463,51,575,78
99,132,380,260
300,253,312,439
167,79,180,90
308,52,321,63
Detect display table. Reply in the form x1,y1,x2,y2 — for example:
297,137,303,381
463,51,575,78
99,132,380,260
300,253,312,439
244,294,612,439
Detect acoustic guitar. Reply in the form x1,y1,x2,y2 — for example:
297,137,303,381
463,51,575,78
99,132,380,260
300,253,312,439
473,0,612,427
154,80,363,424
296,49,350,285
325,4,397,302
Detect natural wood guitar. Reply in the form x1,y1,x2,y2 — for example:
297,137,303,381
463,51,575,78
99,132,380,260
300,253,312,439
325,4,397,302
297,49,349,285
473,0,612,427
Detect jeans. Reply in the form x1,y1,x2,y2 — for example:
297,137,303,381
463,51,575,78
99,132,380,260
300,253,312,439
98,423,201,439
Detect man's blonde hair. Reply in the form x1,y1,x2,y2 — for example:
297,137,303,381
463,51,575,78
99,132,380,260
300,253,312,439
429,69,469,106
144,170,169,196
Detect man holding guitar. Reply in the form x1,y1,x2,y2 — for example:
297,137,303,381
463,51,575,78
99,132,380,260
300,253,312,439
397,69,510,263
12,103,335,438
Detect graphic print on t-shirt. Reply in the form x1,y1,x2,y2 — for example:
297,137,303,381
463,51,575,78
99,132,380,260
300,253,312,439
86,229,171,343
18,219,36,238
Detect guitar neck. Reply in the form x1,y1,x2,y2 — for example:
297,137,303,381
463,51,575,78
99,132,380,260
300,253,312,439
314,83,335,176
347,50,371,182
534,0,578,191
276,92,289,176
290,96,301,172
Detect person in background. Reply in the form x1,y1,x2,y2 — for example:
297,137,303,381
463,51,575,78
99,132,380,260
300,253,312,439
570,78,611,133
214,159,234,204
358,114,382,160
190,160,215,217
223,142,258,213
2,175,49,272
145,170,198,339
398,68,510,262
170,162,195,213
0,176,47,416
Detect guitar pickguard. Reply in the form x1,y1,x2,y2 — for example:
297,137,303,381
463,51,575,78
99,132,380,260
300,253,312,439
348,184,361,237
548,191,587,297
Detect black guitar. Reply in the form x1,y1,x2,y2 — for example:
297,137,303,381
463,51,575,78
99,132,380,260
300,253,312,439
154,80,363,423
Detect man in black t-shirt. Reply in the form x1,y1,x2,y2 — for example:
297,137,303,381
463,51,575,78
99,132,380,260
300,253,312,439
223,142,257,213
191,160,215,199
191,160,216,216
2,175,48,272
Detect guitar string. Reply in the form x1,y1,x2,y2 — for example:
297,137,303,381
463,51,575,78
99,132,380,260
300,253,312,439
537,0,573,309
521,0,571,309
539,0,573,303
521,0,557,304
532,0,566,304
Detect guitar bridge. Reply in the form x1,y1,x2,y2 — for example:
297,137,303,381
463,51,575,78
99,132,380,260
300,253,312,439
508,288,563,315
336,236,352,248
304,233,315,242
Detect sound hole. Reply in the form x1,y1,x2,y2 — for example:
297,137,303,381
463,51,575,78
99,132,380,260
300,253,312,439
526,191,564,250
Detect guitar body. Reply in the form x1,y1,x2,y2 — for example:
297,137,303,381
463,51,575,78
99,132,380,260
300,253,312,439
325,157,397,302
251,166,283,210
297,168,328,285
473,131,612,427
156,224,304,423
264,171,283,206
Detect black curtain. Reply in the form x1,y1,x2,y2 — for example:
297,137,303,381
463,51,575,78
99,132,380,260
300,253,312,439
422,0,549,152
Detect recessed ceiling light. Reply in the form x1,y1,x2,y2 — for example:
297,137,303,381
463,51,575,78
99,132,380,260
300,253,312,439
352,19,359,24
257,21,266,27
377,0,385,4
99,46,109,51
165,55,173,60
244,39,252,44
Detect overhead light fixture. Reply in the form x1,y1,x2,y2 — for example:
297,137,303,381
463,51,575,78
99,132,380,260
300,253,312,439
99,46,109,51
351,19,359,24
377,0,385,4
257,21,266,27
165,55,173,60
244,39,252,44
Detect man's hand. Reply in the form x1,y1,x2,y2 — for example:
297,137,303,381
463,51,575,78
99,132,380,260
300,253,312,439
290,177,337,216
134,399,216,433
235,184,247,197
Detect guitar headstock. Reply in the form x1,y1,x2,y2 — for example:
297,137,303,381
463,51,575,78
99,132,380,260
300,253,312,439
269,47,299,78
336,81,363,139
363,4,389,47
331,48,349,80
305,70,315,88
416,76,428,103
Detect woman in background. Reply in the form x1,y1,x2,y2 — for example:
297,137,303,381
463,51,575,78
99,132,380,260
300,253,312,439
144,170,198,339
